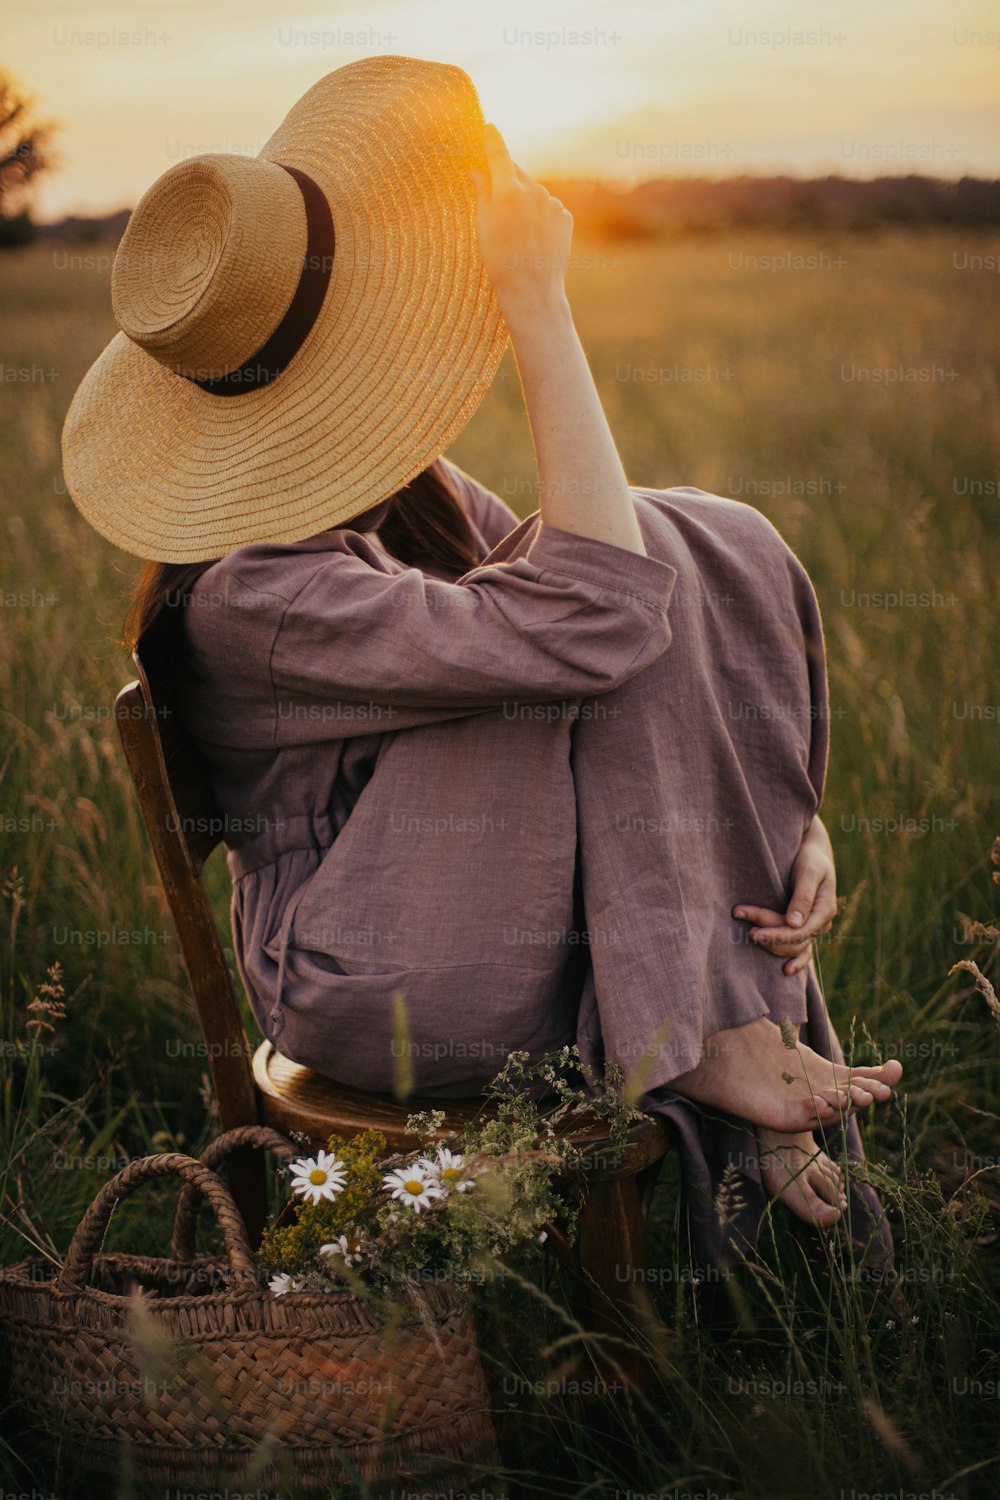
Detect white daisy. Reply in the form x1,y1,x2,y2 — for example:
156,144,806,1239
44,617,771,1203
419,1147,476,1193
268,1272,306,1295
383,1163,445,1212
288,1150,348,1204
320,1233,364,1267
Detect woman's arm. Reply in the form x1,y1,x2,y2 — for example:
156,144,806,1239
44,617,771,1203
732,814,839,976
469,125,646,556
180,522,677,750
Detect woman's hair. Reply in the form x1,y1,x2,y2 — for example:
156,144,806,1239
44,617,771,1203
121,458,483,655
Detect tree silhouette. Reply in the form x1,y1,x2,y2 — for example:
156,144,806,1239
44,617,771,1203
0,70,58,242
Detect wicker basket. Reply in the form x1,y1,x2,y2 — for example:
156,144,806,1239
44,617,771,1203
0,1129,500,1496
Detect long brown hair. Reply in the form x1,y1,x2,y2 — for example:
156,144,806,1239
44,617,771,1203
121,458,483,656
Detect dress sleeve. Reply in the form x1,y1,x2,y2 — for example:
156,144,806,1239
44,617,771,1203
263,517,678,744
789,555,830,807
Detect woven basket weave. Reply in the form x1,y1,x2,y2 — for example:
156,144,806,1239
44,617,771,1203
0,1130,499,1495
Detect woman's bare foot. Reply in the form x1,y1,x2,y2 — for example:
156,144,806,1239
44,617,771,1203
670,1017,903,1133
757,1127,847,1227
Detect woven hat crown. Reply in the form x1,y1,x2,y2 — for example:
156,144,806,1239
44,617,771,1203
110,154,309,382
61,56,509,561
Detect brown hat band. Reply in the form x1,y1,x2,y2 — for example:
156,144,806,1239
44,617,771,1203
179,163,335,397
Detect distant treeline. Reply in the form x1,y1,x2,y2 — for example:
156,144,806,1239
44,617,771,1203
546,174,1000,238
0,208,130,247
5,175,999,248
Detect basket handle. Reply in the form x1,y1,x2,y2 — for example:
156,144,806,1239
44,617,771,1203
57,1152,260,1294
171,1124,296,1261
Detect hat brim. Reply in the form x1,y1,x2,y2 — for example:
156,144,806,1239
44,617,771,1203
61,57,508,562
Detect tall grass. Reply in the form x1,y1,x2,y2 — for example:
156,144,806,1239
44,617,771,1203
0,228,998,1496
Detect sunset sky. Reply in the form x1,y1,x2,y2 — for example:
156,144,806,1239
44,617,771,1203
8,0,1000,221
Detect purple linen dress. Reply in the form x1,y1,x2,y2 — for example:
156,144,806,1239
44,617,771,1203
177,458,892,1267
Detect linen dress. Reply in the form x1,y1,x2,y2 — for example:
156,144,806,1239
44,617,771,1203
176,458,893,1267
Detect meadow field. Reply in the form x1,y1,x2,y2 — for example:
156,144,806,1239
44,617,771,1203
0,227,998,1497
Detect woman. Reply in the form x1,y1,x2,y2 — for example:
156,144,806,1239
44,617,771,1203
61,57,900,1267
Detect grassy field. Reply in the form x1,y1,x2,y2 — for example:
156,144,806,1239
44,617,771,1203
0,228,998,1497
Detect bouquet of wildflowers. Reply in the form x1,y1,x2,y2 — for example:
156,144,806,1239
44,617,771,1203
257,1046,639,1294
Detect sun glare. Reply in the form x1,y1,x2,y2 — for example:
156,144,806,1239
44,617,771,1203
5,0,1000,218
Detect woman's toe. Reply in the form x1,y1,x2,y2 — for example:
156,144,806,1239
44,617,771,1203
817,1088,850,1115
850,1069,892,1099
852,1060,902,1089
810,1166,842,1208
825,1162,849,1209
803,1184,842,1225
817,1153,843,1190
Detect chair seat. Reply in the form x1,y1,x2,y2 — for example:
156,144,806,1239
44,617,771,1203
252,1040,673,1180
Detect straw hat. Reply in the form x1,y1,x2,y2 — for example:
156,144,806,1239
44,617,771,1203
60,55,508,562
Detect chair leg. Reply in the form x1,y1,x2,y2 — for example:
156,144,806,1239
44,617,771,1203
572,1168,664,1390
224,1144,270,1249
635,1156,666,1219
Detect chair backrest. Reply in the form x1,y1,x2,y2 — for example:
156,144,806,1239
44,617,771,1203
114,647,260,1132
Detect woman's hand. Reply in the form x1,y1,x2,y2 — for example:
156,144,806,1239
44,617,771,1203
469,123,574,325
731,816,838,976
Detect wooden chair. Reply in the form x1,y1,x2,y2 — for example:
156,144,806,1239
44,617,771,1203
114,644,674,1360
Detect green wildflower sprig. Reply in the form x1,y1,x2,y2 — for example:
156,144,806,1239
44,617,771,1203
256,1045,638,1294
257,1128,386,1281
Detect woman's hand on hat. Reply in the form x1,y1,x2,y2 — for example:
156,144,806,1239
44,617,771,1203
468,123,573,323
